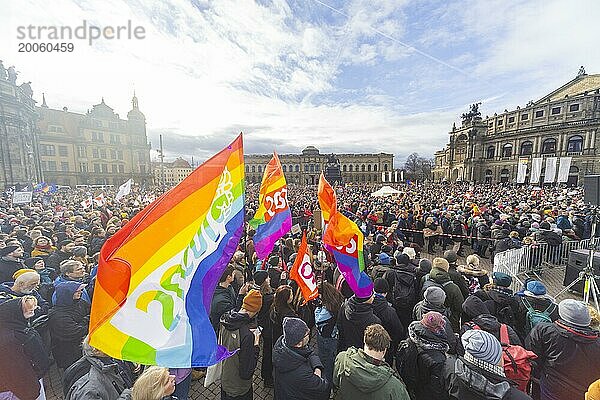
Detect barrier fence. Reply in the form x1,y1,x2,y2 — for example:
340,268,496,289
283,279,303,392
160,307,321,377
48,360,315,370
494,237,600,290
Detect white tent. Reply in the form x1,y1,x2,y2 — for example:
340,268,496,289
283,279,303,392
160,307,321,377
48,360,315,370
371,185,401,197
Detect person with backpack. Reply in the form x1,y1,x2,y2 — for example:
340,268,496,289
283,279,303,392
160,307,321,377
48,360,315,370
413,286,458,354
444,250,470,299
444,330,533,400
384,253,417,330
421,258,464,332
372,278,405,365
396,311,450,400
337,290,381,352
526,299,600,400
515,280,558,340
474,272,520,331
461,295,522,347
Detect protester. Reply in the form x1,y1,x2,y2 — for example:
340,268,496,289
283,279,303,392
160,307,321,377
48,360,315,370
119,366,177,400
372,278,405,364
421,257,464,332
337,290,381,352
314,281,344,385
0,245,25,284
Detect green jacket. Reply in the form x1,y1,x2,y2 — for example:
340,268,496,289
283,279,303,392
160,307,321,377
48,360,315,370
427,267,464,332
333,347,410,400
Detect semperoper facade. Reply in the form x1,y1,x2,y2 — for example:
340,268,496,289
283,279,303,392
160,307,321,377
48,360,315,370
245,146,394,185
433,67,600,186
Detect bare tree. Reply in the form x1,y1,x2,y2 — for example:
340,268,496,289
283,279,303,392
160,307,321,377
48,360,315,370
403,153,433,181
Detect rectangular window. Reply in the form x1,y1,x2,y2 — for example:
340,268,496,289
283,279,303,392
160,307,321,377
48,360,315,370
47,161,57,171
92,148,99,158
110,150,117,159
79,163,88,173
101,164,108,173
497,119,503,126
41,144,56,156
49,126,57,133
117,150,123,160
77,146,86,158
41,161,47,170
100,149,107,159
535,110,544,118
508,116,515,123
93,164,100,173
569,104,580,112
521,113,529,120
551,106,561,115
58,146,68,157
118,165,124,173
112,164,118,173
61,162,69,172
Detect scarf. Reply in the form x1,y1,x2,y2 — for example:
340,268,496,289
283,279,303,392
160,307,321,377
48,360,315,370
408,322,449,352
484,283,513,297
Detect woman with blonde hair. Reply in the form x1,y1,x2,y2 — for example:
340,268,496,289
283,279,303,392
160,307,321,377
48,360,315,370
119,366,176,400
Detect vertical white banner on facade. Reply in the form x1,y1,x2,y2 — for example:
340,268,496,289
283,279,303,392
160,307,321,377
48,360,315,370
401,170,405,181
394,170,398,182
517,159,528,184
382,172,386,182
544,157,558,183
557,157,572,183
530,158,543,183
387,171,392,182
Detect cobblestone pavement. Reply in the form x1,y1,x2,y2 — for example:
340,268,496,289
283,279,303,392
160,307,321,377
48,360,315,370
47,247,583,400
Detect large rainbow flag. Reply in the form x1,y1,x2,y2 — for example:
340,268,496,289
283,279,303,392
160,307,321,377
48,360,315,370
249,152,291,259
89,134,245,368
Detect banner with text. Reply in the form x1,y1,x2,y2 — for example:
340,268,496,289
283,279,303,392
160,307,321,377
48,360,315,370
544,157,558,183
530,158,543,183
517,159,528,184
557,157,572,183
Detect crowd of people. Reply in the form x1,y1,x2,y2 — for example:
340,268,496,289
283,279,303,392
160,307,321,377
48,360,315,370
0,181,600,400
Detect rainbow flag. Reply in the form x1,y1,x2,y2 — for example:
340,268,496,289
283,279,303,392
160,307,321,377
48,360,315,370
323,210,373,298
249,152,292,259
89,135,245,368
318,173,336,225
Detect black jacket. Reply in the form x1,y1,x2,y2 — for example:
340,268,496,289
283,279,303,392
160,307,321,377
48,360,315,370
46,250,71,270
526,321,600,400
210,285,238,333
444,355,532,400
0,257,24,284
220,310,260,392
272,336,330,400
514,295,559,339
448,264,470,299
372,294,404,364
474,287,520,329
461,295,522,347
337,296,381,352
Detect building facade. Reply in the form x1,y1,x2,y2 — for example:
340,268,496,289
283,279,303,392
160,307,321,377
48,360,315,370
245,146,394,185
433,68,600,186
152,157,193,186
0,62,43,188
37,94,152,187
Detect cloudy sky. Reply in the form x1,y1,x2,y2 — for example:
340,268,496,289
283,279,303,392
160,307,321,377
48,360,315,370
2,0,599,166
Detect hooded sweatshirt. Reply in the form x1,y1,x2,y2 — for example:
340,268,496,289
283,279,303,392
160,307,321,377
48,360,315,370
337,296,381,352
334,347,410,400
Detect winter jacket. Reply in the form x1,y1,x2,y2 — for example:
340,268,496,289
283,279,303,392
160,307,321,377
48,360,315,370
444,355,532,400
515,294,559,339
423,267,464,332
0,298,46,400
46,250,72,270
372,294,404,364
334,347,410,400
399,321,449,400
272,336,330,400
219,310,259,398
526,320,600,400
270,305,297,345
0,282,49,316
209,285,238,333
448,264,470,299
412,299,458,354
337,296,381,352
534,229,562,247
48,281,90,369
474,285,520,329
461,295,522,346
53,275,91,304
0,257,25,284
66,355,133,400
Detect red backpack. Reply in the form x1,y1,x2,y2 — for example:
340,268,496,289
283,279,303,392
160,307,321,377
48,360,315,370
499,323,537,392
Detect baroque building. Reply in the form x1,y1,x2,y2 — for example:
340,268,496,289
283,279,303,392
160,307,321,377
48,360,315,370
245,146,394,185
0,61,43,188
433,67,600,185
37,94,152,187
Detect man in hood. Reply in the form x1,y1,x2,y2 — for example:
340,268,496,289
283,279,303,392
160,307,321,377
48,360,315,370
527,299,600,400
334,323,410,400
272,317,330,400
46,239,75,270
337,290,381,352
372,278,404,365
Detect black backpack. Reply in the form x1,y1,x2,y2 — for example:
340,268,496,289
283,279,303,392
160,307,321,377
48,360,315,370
420,274,453,298
62,357,92,397
396,339,419,399
388,269,416,310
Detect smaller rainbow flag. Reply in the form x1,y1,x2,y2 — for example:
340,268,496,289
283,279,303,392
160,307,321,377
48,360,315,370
318,173,336,225
323,210,373,298
249,152,292,259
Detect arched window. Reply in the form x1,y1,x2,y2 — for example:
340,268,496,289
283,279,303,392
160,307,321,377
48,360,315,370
251,165,255,173
361,175,366,182
484,169,493,184
500,168,510,183
349,165,353,172
289,165,294,172
502,143,513,158
282,165,287,172
567,135,583,153
361,164,366,172
367,165,372,172
486,146,495,159
374,164,378,171
384,164,389,171
542,138,557,154
246,165,250,173
520,141,533,156
343,165,347,172
295,165,299,172
258,165,262,173
367,175,371,181
309,164,314,173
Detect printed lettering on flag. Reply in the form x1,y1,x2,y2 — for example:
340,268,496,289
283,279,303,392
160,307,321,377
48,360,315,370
290,232,318,302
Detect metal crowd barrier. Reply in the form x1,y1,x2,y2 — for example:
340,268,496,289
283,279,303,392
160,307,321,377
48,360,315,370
494,237,600,290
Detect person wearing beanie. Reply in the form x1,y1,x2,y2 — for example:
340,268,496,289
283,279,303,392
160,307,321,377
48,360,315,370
219,288,263,400
383,250,418,330
444,330,532,400
251,269,275,388
272,317,330,400
415,258,432,293
371,278,404,365
421,257,464,332
45,240,74,271
515,280,559,338
337,290,381,353
24,256,55,285
397,312,450,400
460,295,522,347
526,299,600,400
402,247,416,260
334,324,411,400
443,250,470,299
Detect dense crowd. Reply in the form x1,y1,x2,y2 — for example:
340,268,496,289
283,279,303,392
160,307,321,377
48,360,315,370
0,182,600,400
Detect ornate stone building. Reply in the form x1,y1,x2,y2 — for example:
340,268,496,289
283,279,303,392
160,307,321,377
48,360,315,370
245,146,394,185
152,157,193,186
37,94,152,187
433,67,600,186
0,61,43,188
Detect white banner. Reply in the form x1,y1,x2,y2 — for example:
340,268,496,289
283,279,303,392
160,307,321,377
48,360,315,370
517,159,528,184
394,170,398,182
12,191,33,204
381,172,386,182
557,157,572,183
544,157,558,183
115,178,133,201
530,158,543,183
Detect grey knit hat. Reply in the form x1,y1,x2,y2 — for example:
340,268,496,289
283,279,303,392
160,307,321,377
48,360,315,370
424,286,446,306
558,299,591,327
461,329,502,365
283,317,309,346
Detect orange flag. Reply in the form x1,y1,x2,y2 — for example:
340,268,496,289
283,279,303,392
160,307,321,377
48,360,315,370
318,173,337,224
290,232,318,302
